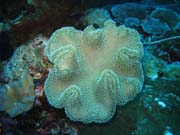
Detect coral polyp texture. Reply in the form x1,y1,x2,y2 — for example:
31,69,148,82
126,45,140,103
44,20,144,123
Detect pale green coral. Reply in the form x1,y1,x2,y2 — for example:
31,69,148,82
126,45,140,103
164,62,180,80
143,49,180,81
0,23,11,31
2,45,33,81
2,34,47,82
80,8,111,27
0,72,35,117
44,20,144,123
0,34,47,117
143,49,167,80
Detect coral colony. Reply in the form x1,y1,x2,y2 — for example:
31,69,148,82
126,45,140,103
44,20,144,123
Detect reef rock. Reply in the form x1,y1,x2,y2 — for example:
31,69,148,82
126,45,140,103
44,20,144,123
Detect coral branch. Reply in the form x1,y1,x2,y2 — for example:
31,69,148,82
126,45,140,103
143,35,180,45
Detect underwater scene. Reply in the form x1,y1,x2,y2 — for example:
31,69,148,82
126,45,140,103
0,0,180,135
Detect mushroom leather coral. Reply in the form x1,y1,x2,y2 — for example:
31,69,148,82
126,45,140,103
44,20,144,123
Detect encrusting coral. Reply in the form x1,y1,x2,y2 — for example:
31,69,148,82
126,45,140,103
44,20,144,123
